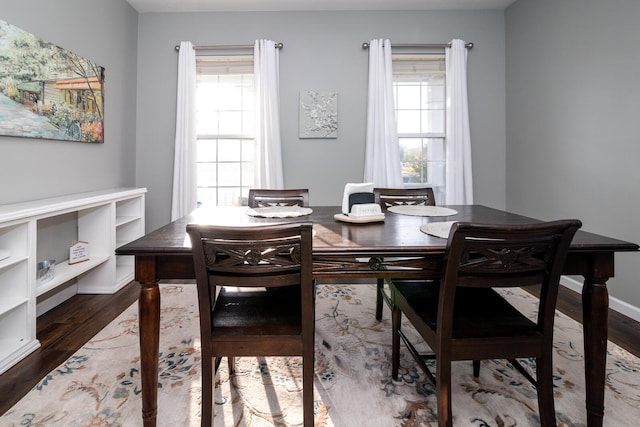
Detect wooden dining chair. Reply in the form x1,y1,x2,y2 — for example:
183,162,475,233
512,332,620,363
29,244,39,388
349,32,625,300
187,222,315,427
390,219,581,427
372,187,437,320
373,187,436,212
247,188,310,208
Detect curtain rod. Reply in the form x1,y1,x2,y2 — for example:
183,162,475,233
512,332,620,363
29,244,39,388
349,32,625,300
361,42,473,49
175,42,283,51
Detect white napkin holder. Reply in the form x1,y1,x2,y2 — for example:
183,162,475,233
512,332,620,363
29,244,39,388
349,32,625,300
350,203,383,217
341,182,374,215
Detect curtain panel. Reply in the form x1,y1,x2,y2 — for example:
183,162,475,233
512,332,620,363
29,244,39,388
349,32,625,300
254,39,284,189
170,41,197,221
364,39,403,187
445,39,473,205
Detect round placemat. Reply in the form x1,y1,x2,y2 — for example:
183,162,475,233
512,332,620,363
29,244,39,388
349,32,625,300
246,206,313,218
387,205,458,217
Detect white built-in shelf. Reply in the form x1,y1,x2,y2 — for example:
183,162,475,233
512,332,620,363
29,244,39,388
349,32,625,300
36,255,111,297
0,187,146,375
116,215,139,228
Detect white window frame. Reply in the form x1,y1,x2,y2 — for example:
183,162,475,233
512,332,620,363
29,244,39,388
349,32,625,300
195,55,255,207
392,54,446,203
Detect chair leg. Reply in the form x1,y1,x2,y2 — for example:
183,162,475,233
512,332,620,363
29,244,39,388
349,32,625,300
201,354,214,427
535,354,557,427
302,340,315,426
391,303,401,380
436,357,454,427
375,278,384,320
302,355,314,427
227,356,235,375
472,360,480,377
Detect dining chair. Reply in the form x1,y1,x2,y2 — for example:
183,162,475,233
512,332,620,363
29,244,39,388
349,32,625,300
373,187,436,212
187,222,315,427
247,188,310,208
390,219,581,427
372,187,437,320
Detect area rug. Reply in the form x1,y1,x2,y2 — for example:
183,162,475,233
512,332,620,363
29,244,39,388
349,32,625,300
1,283,639,426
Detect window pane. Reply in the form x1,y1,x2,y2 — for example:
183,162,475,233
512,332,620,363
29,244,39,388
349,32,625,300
242,161,254,186
242,139,255,162
197,139,217,162
422,84,444,107
399,138,421,162
218,163,241,186
421,110,445,134
196,57,255,207
242,87,254,112
397,110,421,133
242,111,254,135
427,138,445,162
400,138,424,183
196,111,219,135
393,54,446,195
396,85,421,109
197,163,217,187
218,187,242,206
197,188,217,207
219,139,241,161
218,111,242,135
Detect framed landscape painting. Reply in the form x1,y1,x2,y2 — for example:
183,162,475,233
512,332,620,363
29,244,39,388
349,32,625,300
0,19,104,143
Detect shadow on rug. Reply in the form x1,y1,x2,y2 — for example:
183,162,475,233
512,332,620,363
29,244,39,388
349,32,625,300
1,283,639,426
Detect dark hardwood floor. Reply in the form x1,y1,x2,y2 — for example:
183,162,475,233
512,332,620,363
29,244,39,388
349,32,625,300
0,281,139,415
1,280,638,416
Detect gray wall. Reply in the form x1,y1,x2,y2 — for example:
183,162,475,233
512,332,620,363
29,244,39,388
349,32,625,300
506,0,640,309
136,10,506,233
0,0,138,205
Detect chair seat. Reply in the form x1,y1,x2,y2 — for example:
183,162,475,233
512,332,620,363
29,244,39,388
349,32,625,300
212,286,302,336
392,280,538,339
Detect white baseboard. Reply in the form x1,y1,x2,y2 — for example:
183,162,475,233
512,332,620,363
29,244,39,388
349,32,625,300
561,276,640,323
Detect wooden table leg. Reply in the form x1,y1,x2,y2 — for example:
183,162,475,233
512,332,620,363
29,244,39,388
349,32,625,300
582,253,613,427
139,283,160,427
136,257,161,427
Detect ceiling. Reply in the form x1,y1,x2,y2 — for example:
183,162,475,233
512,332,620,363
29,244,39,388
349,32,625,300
125,0,517,13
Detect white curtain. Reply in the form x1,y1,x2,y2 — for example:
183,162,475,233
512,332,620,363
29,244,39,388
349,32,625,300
254,39,284,189
364,39,403,187
445,39,473,204
170,41,197,221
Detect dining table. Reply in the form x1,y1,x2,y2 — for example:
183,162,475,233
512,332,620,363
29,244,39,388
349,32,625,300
115,204,639,427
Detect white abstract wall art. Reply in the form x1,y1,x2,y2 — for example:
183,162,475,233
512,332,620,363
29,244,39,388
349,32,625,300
299,90,337,138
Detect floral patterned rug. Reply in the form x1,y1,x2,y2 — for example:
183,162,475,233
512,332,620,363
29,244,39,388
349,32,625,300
1,283,639,426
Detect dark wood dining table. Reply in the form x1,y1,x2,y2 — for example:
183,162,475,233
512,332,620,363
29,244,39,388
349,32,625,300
115,204,639,427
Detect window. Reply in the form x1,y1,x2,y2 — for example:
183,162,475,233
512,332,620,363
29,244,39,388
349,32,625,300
195,55,254,207
393,54,446,202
